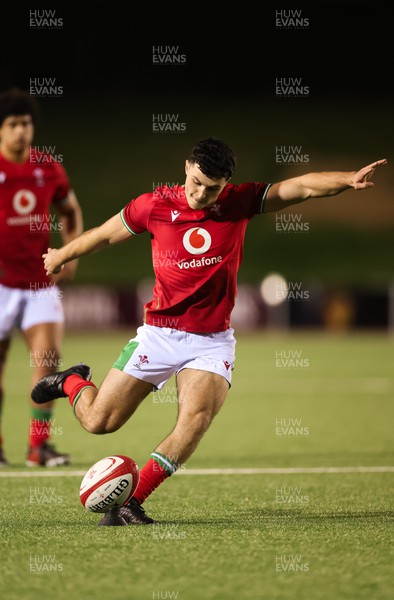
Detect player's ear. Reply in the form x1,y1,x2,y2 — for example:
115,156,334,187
185,160,189,174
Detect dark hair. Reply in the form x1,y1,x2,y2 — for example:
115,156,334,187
0,88,39,127
188,137,237,180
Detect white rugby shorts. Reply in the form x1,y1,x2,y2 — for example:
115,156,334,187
0,283,64,340
113,324,236,389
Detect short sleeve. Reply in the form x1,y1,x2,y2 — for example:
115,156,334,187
52,162,71,203
248,182,271,217
120,192,154,235
230,182,271,218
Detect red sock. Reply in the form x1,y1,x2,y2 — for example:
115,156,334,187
29,408,52,447
134,452,177,504
63,375,97,408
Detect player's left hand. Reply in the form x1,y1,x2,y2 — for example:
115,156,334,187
43,247,64,276
351,159,387,190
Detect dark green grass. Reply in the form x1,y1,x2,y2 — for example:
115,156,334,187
1,474,393,600
0,332,393,599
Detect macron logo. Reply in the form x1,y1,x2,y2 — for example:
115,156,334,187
171,210,181,222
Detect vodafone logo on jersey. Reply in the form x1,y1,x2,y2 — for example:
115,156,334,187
12,190,37,215
183,227,212,255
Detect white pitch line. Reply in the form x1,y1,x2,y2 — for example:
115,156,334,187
176,466,394,475
0,466,393,478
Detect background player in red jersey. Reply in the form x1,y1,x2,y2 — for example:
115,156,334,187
0,88,83,466
32,138,386,521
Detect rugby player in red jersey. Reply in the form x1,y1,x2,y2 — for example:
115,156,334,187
32,138,386,521
0,88,83,467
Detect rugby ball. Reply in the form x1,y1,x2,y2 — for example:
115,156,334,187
79,455,139,513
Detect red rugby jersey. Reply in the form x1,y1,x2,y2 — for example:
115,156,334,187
0,149,70,289
121,182,270,333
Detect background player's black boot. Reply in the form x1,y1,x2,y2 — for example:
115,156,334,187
31,364,92,404
0,447,9,467
26,442,71,467
119,497,157,525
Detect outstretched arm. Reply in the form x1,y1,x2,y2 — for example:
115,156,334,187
264,159,387,213
51,190,83,283
43,213,132,275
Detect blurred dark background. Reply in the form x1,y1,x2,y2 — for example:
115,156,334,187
1,1,393,328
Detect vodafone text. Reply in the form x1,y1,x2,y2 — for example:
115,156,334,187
177,256,222,270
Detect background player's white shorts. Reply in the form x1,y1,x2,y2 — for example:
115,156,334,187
113,324,236,390
0,283,64,341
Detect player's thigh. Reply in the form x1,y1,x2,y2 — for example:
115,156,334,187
176,368,229,422
22,322,64,359
92,368,154,428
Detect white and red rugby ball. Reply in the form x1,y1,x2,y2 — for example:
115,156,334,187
80,455,139,513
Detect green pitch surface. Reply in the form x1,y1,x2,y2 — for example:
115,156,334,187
0,332,393,600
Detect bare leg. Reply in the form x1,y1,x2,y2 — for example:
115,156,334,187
73,368,154,434
155,368,229,465
23,322,64,409
121,368,230,515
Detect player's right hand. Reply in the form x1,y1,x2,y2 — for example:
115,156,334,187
351,158,387,190
43,247,64,275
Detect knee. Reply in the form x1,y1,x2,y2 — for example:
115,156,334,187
82,416,120,435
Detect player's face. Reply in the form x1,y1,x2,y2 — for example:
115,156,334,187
0,114,34,156
184,160,228,210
